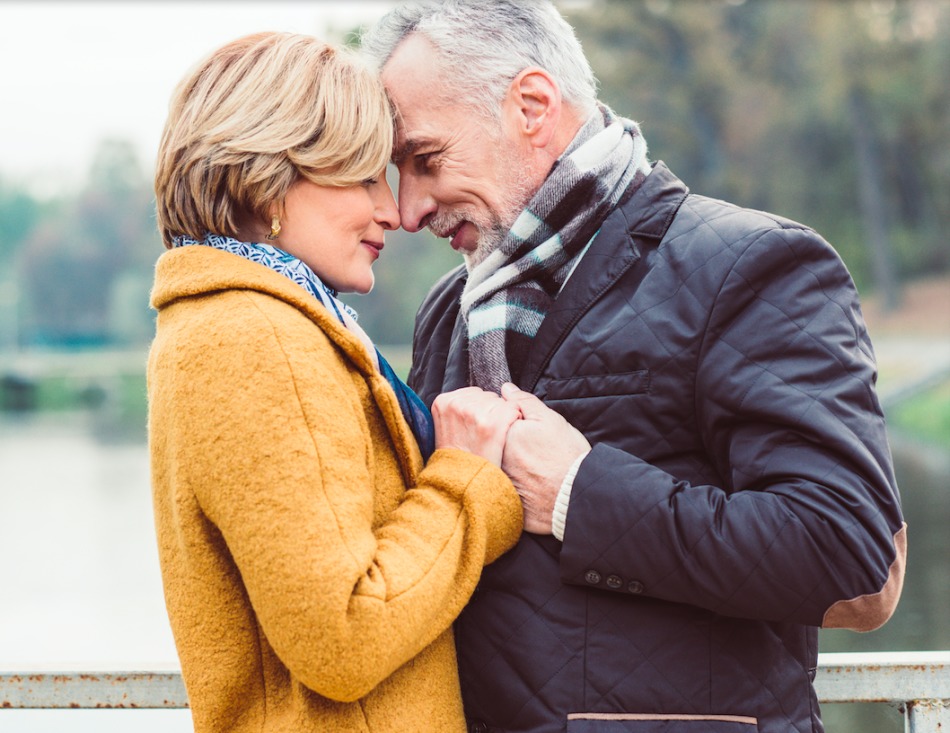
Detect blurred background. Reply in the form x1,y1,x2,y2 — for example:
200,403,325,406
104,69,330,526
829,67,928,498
0,1,947,731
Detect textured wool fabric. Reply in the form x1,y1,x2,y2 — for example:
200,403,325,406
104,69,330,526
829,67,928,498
172,233,436,459
461,104,651,392
147,245,523,733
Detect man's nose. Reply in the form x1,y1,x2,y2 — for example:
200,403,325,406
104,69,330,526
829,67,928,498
397,173,436,233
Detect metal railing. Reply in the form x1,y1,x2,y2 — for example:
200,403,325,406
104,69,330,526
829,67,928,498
2,652,948,730
816,651,949,732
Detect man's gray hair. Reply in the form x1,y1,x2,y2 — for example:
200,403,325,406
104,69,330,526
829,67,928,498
361,0,598,122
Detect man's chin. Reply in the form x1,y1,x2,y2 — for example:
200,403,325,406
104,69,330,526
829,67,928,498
462,237,498,271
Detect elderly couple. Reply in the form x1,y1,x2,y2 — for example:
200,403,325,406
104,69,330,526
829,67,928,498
147,2,906,732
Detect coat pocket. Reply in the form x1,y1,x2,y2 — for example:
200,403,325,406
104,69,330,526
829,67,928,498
566,713,758,733
541,369,651,401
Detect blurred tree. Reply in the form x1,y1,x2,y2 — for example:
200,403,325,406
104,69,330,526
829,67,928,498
569,0,737,195
18,139,160,347
852,1,950,281
4,1,947,349
0,180,58,350
565,0,950,300
0,177,44,263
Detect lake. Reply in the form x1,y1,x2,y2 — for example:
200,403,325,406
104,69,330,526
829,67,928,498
1,411,946,732
0,413,191,732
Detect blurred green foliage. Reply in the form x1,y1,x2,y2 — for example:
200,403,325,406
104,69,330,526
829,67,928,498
0,0,947,349
890,378,950,447
570,0,949,302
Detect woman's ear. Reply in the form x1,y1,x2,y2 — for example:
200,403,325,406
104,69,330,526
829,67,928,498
504,66,562,149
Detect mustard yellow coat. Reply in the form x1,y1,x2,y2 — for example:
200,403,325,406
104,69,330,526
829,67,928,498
147,245,523,733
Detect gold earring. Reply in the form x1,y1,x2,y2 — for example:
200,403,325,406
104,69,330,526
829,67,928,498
266,215,281,240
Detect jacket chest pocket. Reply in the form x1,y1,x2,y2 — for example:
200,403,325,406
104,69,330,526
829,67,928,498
566,713,758,733
540,369,651,401
537,370,654,450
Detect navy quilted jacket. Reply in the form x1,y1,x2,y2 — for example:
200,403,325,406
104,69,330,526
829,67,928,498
407,163,906,733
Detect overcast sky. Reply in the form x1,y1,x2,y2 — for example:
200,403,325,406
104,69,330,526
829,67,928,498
0,1,397,195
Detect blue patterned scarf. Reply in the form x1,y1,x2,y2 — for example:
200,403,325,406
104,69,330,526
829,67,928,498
173,233,435,460
461,105,652,392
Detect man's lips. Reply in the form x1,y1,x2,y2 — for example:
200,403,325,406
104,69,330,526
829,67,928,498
437,222,468,252
431,217,476,252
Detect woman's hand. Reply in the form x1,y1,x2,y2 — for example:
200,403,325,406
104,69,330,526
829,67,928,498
432,387,522,467
499,383,591,534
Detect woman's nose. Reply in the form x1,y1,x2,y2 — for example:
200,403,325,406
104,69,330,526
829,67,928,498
374,180,401,231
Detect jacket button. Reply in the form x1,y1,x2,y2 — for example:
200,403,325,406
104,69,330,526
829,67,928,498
606,574,623,589
628,580,644,594
584,570,602,585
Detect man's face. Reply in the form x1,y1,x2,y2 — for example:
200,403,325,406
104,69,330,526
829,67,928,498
382,34,534,267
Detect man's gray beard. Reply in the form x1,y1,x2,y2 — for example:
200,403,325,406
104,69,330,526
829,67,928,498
462,170,536,272
462,225,505,271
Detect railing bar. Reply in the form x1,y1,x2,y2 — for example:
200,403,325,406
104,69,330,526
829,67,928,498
2,652,949,711
1,672,188,709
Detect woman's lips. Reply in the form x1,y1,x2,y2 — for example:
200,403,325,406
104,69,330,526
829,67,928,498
362,240,384,259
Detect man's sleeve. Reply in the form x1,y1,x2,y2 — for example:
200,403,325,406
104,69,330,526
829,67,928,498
557,226,905,631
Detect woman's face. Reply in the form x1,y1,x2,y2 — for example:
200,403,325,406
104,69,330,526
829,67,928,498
276,173,400,294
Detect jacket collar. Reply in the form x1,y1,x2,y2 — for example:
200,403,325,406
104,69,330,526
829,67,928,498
518,161,689,391
430,162,689,395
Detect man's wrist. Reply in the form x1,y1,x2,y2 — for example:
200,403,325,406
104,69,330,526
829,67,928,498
551,449,590,541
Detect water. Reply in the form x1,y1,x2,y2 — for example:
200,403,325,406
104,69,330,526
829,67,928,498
0,413,191,732
0,413,946,732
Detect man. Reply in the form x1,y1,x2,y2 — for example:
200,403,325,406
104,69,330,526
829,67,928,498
363,2,906,732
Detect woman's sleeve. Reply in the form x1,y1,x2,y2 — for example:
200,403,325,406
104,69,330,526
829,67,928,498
174,294,522,703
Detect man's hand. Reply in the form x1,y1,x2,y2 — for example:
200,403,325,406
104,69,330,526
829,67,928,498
500,383,591,534
432,387,522,467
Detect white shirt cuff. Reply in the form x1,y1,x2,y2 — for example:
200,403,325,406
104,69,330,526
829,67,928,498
551,449,590,541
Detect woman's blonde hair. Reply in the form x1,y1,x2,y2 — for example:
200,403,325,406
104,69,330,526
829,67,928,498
155,32,393,248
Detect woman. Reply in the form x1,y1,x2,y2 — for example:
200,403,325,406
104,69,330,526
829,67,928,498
148,32,523,733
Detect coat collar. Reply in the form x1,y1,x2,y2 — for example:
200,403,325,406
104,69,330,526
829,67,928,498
152,245,424,482
518,162,689,391
152,245,379,378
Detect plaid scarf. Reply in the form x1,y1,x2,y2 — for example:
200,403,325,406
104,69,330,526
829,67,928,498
461,105,651,393
173,233,435,460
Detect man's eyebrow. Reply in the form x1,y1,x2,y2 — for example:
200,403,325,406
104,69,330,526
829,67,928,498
392,136,428,166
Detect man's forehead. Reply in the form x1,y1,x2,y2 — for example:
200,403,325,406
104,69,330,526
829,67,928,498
381,33,447,112
383,32,440,79
382,35,472,163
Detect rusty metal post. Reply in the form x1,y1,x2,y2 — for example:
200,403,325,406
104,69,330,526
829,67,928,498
906,699,946,733
815,651,950,732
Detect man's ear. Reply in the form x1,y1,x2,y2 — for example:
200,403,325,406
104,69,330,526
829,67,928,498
504,66,562,149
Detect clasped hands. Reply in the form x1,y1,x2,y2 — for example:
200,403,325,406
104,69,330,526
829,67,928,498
432,384,591,534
